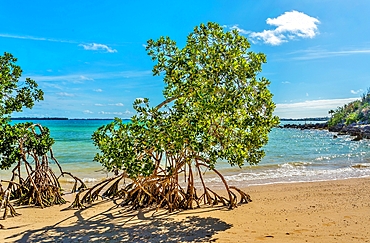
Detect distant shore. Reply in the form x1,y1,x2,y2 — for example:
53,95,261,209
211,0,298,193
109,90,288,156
11,117,331,121
1,177,369,242
280,117,329,122
10,117,121,121
11,117,330,121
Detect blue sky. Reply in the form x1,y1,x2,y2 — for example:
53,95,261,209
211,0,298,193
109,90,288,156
1,0,369,119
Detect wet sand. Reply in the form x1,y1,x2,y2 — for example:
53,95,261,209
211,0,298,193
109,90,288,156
1,177,369,242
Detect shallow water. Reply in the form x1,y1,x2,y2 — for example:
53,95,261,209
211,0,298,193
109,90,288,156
2,119,369,188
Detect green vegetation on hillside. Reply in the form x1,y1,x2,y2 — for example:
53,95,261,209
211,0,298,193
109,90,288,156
328,88,370,126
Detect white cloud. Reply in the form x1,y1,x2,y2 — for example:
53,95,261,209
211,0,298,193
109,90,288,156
80,75,94,81
57,92,75,97
291,48,370,60
350,89,363,94
95,103,104,106
30,74,96,83
282,81,291,84
79,43,117,53
251,30,284,45
0,33,118,54
275,98,359,118
0,33,77,43
249,10,320,45
94,89,103,92
230,25,251,35
109,103,124,106
98,111,124,115
28,70,152,82
276,98,358,109
83,110,93,114
43,83,64,90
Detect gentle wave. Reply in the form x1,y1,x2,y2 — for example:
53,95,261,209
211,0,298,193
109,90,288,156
65,177,99,183
201,164,370,188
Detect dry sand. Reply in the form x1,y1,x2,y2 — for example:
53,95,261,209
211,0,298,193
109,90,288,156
0,177,369,242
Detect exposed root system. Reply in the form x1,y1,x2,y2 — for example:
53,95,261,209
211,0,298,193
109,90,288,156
71,160,251,212
0,124,86,219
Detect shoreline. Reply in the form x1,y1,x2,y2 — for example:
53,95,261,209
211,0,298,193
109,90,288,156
1,177,369,242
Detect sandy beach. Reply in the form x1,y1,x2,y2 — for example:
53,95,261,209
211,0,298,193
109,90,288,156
0,177,369,242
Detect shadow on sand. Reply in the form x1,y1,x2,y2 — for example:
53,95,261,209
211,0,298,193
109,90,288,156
7,204,233,243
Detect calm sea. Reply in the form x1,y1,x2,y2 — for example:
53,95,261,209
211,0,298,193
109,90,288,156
2,119,370,188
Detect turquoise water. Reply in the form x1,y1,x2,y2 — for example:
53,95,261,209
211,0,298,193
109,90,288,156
2,119,370,187
3,119,114,183
216,125,370,187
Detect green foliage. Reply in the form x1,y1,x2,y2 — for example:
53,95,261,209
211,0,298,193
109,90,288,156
92,117,156,177
345,112,359,125
0,52,43,117
0,123,53,169
93,22,279,178
0,52,52,169
328,88,370,126
328,110,345,127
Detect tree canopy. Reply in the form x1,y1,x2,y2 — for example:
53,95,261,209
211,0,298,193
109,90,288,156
79,22,278,211
0,52,43,119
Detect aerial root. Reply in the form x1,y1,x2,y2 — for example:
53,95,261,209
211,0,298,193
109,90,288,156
0,189,21,219
229,186,252,204
0,160,84,217
59,172,87,193
10,164,67,207
69,172,252,212
0,124,85,219
69,189,87,209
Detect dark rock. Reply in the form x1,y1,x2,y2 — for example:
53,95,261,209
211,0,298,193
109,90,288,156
352,134,363,141
279,122,370,140
328,124,344,132
363,131,370,139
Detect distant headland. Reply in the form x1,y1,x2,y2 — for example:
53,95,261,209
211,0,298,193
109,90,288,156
10,117,129,121
280,117,329,121
11,117,68,120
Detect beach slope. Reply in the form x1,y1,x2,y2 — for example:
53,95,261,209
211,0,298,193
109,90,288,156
1,178,369,242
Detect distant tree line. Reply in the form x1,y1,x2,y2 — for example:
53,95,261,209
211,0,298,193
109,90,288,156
280,117,329,122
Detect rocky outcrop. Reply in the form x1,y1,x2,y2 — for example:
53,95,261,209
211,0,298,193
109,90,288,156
362,126,370,139
331,124,370,140
328,124,344,133
279,123,328,130
280,122,370,141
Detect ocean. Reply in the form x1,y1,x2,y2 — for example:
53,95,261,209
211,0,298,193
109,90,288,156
2,119,370,189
